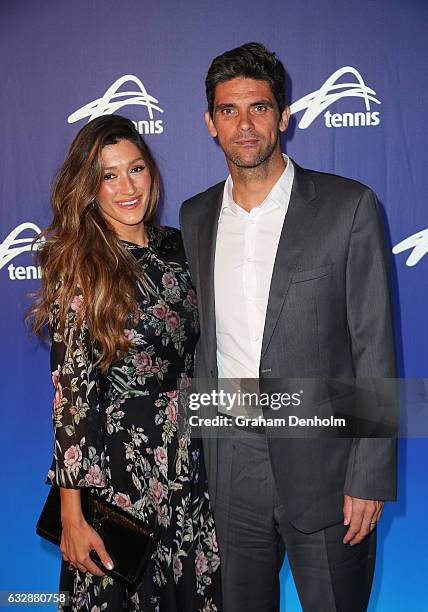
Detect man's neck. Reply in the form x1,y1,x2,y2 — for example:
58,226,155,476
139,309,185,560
229,150,286,212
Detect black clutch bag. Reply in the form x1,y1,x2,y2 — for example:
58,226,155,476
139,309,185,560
36,486,158,590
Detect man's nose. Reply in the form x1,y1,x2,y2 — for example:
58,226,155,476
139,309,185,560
237,110,254,131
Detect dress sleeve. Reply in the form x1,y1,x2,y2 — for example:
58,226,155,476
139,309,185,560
46,292,107,489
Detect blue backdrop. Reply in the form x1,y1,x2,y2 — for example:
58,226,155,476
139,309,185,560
1,0,427,609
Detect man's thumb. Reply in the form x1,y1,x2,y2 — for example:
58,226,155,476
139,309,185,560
343,495,352,526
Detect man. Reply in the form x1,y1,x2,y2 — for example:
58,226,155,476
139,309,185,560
180,43,396,611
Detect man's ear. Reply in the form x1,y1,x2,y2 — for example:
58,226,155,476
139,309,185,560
279,106,290,132
205,111,218,138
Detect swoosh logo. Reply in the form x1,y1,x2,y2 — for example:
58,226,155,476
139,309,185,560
393,229,428,267
0,223,44,271
290,66,381,129
67,74,164,123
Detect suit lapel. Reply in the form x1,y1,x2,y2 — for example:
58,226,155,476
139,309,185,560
197,183,224,374
260,165,318,361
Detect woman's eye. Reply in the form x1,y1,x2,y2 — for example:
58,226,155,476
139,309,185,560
131,165,145,173
103,173,115,180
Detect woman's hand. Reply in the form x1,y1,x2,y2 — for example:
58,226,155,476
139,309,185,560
59,488,114,576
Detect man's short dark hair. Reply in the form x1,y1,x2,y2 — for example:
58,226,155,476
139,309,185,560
205,42,286,117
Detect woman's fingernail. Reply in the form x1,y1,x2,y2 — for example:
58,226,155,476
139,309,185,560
106,561,114,570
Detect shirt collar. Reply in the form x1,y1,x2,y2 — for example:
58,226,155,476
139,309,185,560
220,154,294,218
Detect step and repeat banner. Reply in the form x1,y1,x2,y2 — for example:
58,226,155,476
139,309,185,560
1,1,427,610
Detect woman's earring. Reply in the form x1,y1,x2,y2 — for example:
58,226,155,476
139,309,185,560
90,200,96,210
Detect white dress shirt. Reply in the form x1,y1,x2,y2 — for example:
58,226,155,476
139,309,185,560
215,155,295,379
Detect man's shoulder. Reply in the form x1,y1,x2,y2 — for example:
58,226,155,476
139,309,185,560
296,163,375,203
181,180,225,218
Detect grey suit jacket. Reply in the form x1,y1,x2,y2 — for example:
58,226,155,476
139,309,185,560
180,161,397,533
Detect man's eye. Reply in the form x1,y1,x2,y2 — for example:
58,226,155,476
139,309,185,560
220,108,236,116
254,105,267,112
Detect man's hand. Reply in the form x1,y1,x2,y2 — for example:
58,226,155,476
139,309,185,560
343,495,384,545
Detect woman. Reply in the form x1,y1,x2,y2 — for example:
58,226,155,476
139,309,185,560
31,115,221,611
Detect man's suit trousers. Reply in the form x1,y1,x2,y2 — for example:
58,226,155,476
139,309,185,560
215,431,376,612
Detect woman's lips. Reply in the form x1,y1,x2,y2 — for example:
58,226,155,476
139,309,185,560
115,197,140,210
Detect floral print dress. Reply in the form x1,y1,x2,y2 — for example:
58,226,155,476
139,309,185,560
47,226,221,612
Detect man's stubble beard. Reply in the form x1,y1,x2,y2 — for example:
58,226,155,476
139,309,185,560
225,133,279,170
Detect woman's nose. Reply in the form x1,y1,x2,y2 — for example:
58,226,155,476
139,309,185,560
119,174,136,195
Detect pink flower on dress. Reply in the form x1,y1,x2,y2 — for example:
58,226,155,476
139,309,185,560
195,551,209,576
166,398,178,423
51,366,63,410
173,556,183,582
85,464,105,487
154,446,168,469
187,288,197,307
52,366,61,388
133,352,152,372
165,311,181,332
64,445,82,476
162,272,177,289
148,478,165,505
124,328,137,341
114,492,132,509
167,390,177,399
153,302,169,319
70,295,84,312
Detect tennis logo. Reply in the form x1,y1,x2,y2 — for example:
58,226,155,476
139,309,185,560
67,75,164,135
2,223,425,280
0,223,43,281
392,228,428,267
290,67,381,129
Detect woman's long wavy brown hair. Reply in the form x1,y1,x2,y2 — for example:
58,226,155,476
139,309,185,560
29,114,160,371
